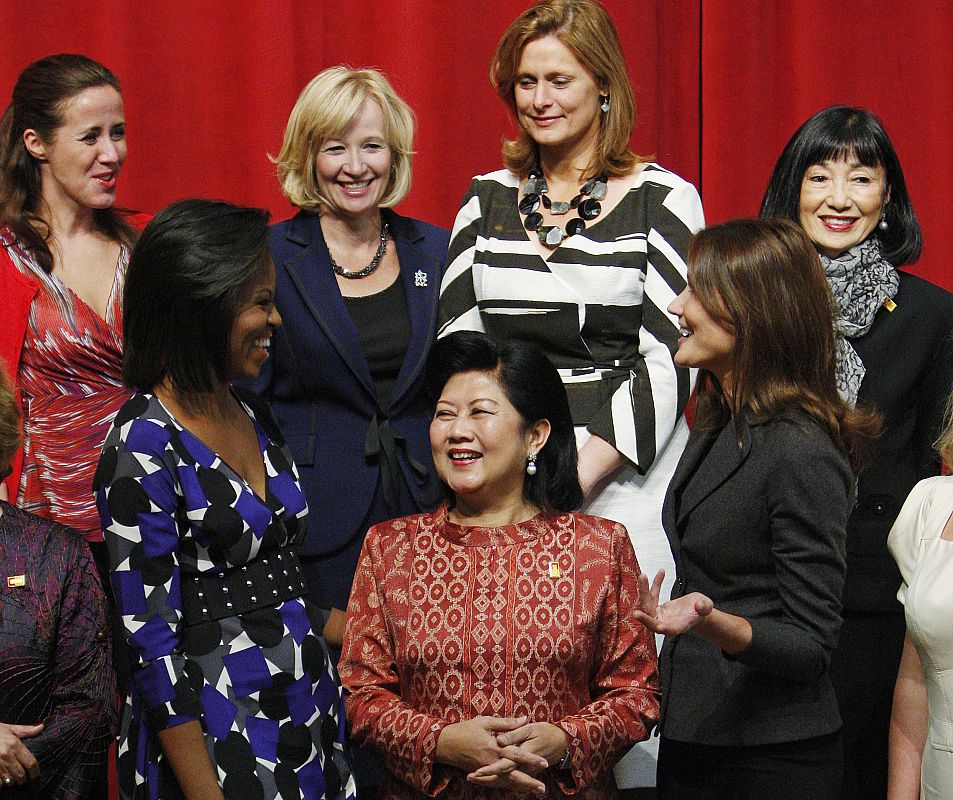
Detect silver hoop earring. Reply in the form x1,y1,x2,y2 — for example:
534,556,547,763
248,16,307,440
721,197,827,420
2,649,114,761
600,95,610,113
526,450,538,476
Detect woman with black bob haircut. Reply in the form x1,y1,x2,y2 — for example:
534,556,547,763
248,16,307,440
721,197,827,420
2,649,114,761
122,198,272,400
340,330,660,800
762,107,953,800
96,199,355,800
424,331,583,513
761,106,920,265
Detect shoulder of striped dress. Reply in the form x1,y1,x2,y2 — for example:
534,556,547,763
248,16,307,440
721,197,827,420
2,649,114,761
470,168,521,189
630,161,697,192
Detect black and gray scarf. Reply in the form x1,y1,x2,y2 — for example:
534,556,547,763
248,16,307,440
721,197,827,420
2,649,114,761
820,236,899,405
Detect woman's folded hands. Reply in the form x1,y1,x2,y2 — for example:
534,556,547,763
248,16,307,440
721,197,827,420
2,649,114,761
435,714,568,795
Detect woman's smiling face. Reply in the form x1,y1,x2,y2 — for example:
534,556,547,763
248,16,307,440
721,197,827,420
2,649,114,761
430,370,541,516
667,274,736,393
798,156,887,258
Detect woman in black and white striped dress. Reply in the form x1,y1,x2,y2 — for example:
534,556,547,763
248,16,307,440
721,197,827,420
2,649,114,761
438,0,703,788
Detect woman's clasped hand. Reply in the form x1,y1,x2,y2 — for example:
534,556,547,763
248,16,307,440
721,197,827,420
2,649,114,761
436,715,562,794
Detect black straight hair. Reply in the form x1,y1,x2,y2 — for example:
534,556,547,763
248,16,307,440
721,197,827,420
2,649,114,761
426,331,583,513
122,199,270,396
760,105,921,266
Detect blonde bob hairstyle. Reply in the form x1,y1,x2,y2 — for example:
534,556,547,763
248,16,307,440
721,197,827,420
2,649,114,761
490,0,639,179
274,66,414,212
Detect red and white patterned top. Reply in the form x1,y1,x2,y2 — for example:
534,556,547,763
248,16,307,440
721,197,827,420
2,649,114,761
340,504,660,799
1,226,131,540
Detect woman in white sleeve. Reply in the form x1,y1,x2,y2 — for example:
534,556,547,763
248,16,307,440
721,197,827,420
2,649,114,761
887,410,953,800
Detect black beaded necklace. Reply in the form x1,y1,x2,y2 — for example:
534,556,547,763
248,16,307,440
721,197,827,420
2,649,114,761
519,167,609,248
329,221,390,279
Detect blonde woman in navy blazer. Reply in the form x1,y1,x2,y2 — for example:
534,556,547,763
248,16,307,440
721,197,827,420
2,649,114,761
635,220,879,799
249,68,448,665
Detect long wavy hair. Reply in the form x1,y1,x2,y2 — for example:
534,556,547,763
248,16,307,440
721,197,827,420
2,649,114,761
691,219,880,472
0,54,137,273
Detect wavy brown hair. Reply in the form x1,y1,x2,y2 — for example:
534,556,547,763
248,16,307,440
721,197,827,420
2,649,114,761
0,54,138,273
690,219,880,472
490,0,639,179
0,364,22,474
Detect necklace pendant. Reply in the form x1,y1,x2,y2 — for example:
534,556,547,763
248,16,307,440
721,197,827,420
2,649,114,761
525,176,547,195
549,200,571,215
540,225,564,247
519,193,541,215
578,198,601,220
565,218,586,236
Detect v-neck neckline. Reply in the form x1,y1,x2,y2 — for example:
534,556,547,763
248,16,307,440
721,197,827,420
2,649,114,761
153,392,272,506
49,245,126,329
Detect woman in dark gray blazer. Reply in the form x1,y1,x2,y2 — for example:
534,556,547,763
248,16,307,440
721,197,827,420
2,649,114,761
636,219,880,799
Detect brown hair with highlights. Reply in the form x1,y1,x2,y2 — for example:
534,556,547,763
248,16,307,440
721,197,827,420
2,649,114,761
490,0,639,178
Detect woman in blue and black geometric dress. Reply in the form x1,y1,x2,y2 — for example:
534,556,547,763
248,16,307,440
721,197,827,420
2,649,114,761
95,200,355,800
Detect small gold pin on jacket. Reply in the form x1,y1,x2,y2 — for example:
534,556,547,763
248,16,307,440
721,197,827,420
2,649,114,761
548,562,560,578
7,575,26,588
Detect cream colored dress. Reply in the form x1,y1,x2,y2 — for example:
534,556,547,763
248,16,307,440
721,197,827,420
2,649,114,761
888,476,953,799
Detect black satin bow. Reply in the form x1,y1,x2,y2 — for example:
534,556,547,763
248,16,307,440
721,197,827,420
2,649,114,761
363,413,430,512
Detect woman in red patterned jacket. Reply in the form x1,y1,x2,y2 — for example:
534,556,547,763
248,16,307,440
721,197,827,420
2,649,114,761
340,331,659,799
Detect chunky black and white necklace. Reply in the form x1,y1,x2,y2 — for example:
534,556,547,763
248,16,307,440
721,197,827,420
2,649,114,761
519,167,608,248
329,221,390,279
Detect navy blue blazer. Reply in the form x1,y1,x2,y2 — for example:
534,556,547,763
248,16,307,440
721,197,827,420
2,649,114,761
659,410,854,746
249,208,449,559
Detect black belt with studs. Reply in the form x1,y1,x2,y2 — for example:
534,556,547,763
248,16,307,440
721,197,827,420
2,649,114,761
180,546,308,624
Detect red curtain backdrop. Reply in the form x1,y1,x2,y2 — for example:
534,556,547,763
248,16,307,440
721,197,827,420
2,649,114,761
699,0,953,289
1,1,949,289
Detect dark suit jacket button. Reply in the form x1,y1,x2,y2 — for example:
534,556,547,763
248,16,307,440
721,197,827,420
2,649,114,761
874,502,886,515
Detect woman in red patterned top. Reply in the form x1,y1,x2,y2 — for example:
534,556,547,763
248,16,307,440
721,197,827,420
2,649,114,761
340,331,660,799
0,54,147,569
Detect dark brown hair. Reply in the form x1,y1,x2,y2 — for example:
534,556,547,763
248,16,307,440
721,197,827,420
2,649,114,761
0,54,137,273
690,219,880,472
426,331,583,513
0,364,22,474
491,0,638,178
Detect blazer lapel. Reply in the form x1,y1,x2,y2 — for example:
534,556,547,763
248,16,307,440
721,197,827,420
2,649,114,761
662,423,716,564
389,213,441,410
676,417,752,528
282,213,377,399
